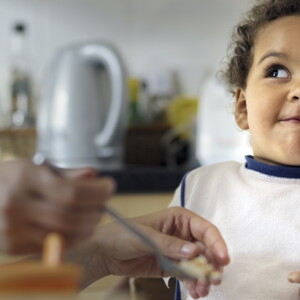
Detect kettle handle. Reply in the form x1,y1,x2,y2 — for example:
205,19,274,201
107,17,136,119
82,43,127,155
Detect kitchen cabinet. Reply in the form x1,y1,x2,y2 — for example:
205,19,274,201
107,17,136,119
101,167,186,193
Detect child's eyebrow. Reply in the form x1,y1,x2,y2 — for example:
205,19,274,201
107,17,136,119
258,51,288,65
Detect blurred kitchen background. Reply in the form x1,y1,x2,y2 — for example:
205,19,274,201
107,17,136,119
0,0,253,193
0,1,255,296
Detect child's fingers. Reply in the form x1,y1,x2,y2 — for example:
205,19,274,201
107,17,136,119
288,271,300,283
184,279,210,299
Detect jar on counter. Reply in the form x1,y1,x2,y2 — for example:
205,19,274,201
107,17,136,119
9,22,35,128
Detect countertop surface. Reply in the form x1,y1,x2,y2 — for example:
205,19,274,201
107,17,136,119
100,166,194,194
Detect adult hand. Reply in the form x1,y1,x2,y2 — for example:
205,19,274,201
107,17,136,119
0,160,115,254
75,207,230,296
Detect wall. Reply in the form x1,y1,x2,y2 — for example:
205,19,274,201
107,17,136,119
0,0,253,118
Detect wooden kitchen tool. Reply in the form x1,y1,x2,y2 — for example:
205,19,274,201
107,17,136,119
0,233,83,295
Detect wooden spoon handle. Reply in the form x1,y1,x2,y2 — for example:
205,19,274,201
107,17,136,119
42,232,65,267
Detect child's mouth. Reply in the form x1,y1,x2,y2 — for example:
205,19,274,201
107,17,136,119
282,117,300,123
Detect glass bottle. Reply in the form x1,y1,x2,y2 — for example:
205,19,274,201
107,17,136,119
9,22,34,127
128,77,142,125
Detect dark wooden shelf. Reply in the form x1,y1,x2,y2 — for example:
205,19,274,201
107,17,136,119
100,165,198,194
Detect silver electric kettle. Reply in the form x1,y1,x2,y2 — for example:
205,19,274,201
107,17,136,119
36,41,127,169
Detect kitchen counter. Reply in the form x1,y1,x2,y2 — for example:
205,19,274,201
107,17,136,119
100,166,191,194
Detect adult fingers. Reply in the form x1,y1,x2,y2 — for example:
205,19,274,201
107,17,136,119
196,224,229,265
22,198,101,235
29,168,115,210
146,207,230,266
0,223,47,254
141,226,202,260
132,207,230,265
61,168,98,180
67,177,115,209
175,208,230,266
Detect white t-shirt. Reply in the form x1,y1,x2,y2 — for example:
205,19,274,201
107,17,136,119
170,157,300,300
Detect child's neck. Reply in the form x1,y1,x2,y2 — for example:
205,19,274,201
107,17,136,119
253,156,300,167
253,156,280,166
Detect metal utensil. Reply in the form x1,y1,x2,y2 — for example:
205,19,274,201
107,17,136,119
102,205,196,279
33,153,196,279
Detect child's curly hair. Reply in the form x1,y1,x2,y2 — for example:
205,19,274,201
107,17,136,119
221,0,300,94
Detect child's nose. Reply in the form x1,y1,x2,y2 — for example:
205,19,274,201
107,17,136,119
288,83,300,101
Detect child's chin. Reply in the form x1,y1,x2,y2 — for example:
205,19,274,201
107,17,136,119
275,155,300,166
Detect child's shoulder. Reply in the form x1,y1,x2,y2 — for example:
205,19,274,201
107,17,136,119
187,160,243,182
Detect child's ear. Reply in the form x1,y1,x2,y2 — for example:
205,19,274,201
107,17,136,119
235,88,249,130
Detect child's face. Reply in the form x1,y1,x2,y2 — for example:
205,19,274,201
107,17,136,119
235,15,300,166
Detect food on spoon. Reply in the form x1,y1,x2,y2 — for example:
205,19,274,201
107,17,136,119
178,255,222,282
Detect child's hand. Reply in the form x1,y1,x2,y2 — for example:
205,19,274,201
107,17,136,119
180,248,225,298
288,271,300,283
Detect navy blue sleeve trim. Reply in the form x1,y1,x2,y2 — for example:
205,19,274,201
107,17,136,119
180,171,189,207
175,279,182,300
174,172,190,300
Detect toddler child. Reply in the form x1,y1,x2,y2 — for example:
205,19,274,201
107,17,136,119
172,0,300,299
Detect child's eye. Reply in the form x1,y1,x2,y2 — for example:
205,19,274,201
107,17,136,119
265,65,289,78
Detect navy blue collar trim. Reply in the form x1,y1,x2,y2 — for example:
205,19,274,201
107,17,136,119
245,155,300,179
